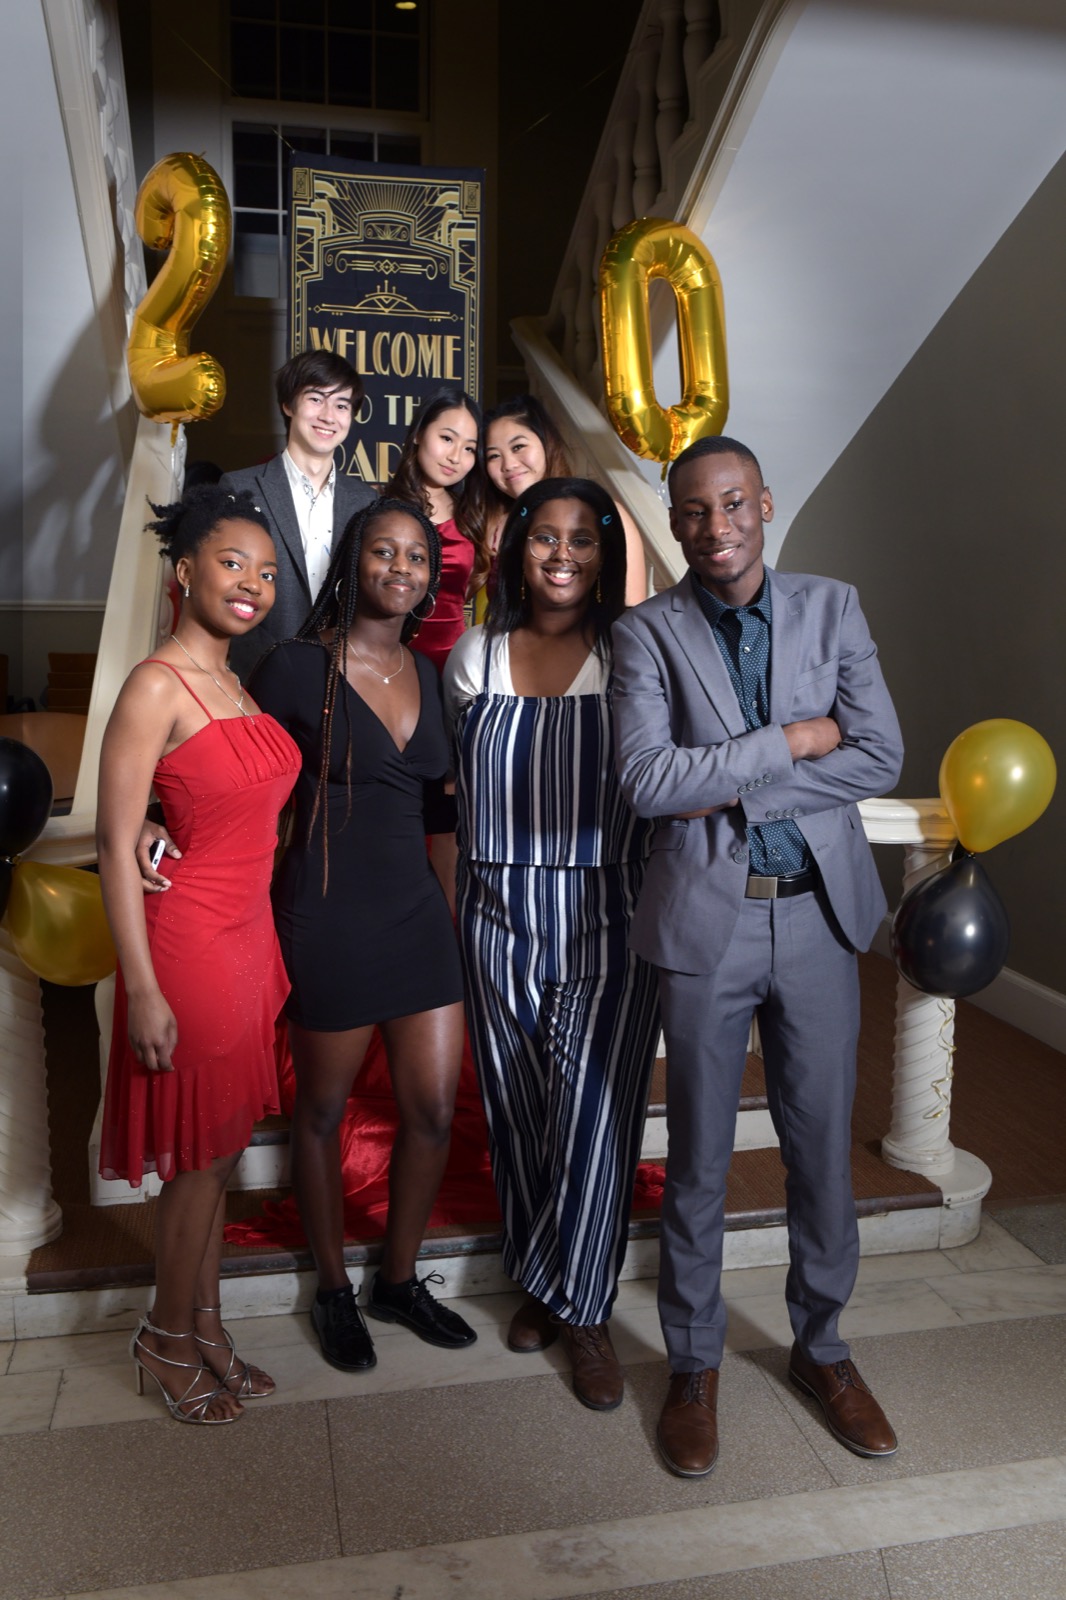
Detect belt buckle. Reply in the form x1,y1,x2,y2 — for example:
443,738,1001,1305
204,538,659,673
745,874,778,900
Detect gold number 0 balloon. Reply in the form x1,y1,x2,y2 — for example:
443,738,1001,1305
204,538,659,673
127,153,231,424
599,217,728,465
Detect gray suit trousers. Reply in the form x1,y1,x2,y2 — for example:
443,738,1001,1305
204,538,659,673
657,885,861,1372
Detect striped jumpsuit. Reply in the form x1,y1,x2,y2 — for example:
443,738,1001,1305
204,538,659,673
447,629,660,1326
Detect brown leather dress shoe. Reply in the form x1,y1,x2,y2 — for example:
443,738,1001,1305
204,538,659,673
657,1368,719,1476
559,1321,624,1410
789,1343,898,1457
507,1296,559,1353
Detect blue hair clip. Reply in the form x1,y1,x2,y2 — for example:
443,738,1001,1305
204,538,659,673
602,513,612,525
519,505,528,517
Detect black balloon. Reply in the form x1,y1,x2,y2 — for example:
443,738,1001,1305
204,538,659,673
0,858,11,921
0,739,54,858
890,853,1010,998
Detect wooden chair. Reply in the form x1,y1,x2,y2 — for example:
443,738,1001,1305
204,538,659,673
46,652,97,714
0,711,87,808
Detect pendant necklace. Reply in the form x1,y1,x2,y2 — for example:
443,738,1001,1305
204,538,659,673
350,642,405,685
170,634,249,714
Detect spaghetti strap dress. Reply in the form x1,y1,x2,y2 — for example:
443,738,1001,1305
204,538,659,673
99,661,301,1186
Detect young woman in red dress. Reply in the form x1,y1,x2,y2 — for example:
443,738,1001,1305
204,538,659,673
98,486,300,1423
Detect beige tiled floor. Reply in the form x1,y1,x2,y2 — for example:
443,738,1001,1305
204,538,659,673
2,1216,1065,1599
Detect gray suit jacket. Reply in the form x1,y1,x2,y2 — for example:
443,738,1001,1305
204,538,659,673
611,566,903,974
219,454,375,679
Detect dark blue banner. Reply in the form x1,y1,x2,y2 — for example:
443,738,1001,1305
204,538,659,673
289,155,483,489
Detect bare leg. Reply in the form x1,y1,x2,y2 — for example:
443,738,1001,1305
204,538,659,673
192,1186,276,1396
288,1019,375,1290
377,1001,464,1283
137,1153,243,1420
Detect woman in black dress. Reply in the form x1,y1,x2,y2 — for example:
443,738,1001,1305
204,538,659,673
250,497,476,1368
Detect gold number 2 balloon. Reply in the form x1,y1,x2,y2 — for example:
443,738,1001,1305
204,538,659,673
127,152,231,424
599,217,728,465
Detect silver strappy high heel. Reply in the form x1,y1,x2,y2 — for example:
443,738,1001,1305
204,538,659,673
193,1304,275,1399
130,1315,238,1424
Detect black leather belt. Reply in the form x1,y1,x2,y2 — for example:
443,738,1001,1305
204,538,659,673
745,869,817,900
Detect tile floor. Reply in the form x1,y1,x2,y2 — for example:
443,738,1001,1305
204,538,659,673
1,1214,1065,1599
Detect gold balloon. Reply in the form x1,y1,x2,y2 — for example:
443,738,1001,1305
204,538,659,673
599,217,728,465
939,719,1057,854
127,153,231,424
4,862,116,986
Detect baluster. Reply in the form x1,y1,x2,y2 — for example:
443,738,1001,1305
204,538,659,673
612,117,637,231
588,179,614,395
881,842,959,1176
559,281,579,374
0,928,63,1252
655,2,687,183
573,221,597,382
632,29,662,216
683,0,720,125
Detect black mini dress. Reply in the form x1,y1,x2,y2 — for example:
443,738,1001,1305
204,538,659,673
252,639,464,1030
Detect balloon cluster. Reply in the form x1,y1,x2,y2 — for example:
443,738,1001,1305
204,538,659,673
0,739,116,986
891,720,1056,998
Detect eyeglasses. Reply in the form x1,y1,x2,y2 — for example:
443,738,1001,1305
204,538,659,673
526,533,600,563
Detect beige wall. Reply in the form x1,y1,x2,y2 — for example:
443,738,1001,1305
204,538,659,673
779,153,1066,994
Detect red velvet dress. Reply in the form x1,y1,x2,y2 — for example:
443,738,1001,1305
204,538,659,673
100,669,300,1186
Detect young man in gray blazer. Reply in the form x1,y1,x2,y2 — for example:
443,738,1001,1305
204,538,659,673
612,436,903,1477
220,349,376,679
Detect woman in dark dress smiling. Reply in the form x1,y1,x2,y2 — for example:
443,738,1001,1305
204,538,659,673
250,497,476,1369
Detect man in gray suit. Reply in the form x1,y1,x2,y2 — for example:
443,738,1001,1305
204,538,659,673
612,436,903,1477
220,349,375,679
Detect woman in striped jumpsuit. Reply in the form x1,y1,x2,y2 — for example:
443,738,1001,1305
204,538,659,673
444,477,659,1411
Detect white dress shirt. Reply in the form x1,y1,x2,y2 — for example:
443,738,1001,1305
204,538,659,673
282,449,336,605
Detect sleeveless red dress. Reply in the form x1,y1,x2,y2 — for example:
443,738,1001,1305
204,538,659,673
100,663,300,1186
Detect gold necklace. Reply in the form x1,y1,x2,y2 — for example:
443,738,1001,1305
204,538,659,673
349,642,405,685
170,634,248,714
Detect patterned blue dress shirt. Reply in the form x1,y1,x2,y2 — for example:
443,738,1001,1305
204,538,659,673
692,572,811,876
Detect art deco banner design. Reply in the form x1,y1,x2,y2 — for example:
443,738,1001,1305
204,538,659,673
289,155,483,489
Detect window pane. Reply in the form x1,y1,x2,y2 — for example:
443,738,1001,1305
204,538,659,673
234,213,281,298
330,132,374,162
232,0,275,20
327,36,372,106
281,0,323,20
233,125,279,209
231,21,277,98
377,132,421,166
279,26,326,102
375,0,419,37
374,35,420,111
328,0,372,26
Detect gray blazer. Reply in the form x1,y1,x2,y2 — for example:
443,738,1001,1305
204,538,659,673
219,454,375,679
611,566,903,975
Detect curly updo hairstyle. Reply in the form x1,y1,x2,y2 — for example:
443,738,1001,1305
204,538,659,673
297,496,443,887
485,477,627,659
146,484,272,568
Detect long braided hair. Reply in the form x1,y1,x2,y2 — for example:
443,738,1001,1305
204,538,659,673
297,496,443,889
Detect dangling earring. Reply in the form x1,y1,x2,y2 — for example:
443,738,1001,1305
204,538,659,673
521,578,526,602
184,584,190,598
595,576,602,603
